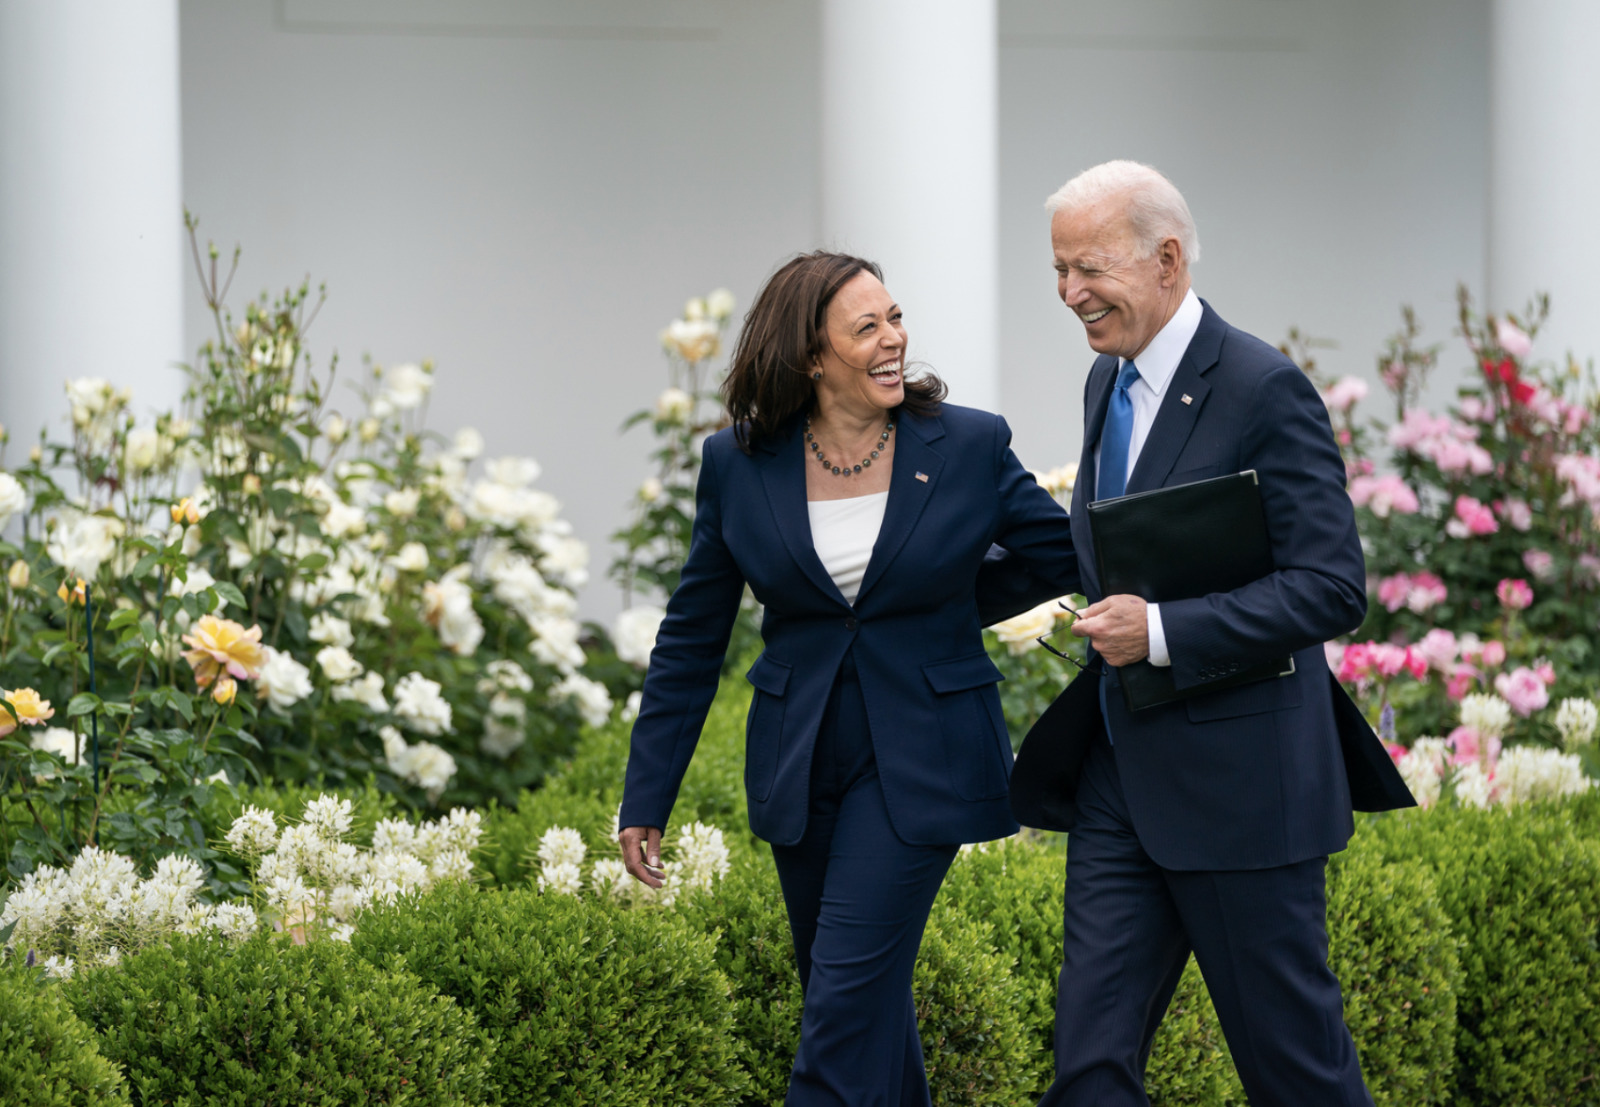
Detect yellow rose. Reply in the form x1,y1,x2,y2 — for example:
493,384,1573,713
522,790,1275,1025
212,677,238,706
7,560,28,590
0,687,55,737
181,614,265,688
56,577,87,606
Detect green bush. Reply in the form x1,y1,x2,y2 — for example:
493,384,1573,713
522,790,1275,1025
350,883,746,1106
1363,805,1600,1105
65,935,489,1107
1327,843,1458,1105
0,967,129,1107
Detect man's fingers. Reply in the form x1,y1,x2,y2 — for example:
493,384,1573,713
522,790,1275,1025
646,828,662,872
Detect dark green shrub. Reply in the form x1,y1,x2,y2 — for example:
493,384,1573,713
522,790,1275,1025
65,935,489,1107
1327,844,1458,1105
0,967,129,1107
1364,805,1600,1105
916,906,1043,1107
1145,959,1242,1107
350,883,747,1106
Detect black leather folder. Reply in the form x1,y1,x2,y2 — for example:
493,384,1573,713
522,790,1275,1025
1087,470,1294,712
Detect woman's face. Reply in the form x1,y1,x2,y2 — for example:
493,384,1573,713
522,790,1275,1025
814,271,906,416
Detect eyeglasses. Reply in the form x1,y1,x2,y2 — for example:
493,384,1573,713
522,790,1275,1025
1034,600,1106,676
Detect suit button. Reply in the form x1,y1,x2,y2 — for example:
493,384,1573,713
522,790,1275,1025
844,617,858,631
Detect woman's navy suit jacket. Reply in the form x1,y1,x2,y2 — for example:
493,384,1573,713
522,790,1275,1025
618,404,1081,847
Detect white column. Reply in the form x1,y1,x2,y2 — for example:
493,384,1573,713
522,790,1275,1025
1488,0,1600,364
0,0,184,460
820,0,999,411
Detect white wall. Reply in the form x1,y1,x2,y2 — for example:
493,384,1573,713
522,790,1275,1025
174,0,1493,624
178,0,819,626
998,0,1490,471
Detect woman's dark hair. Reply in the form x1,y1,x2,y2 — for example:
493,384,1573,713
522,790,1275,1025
721,251,946,452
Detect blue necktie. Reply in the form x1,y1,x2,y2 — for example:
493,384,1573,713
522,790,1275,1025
1097,360,1141,501
1096,360,1140,742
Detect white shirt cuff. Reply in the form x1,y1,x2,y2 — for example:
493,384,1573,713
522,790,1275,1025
1146,602,1171,667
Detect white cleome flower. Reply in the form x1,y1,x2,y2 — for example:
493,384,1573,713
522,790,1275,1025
673,821,731,893
210,902,259,941
590,857,633,900
316,646,365,683
1397,737,1450,808
1494,746,1592,804
1451,761,1495,809
537,861,583,897
381,362,433,410
537,826,588,869
1554,698,1599,751
302,795,354,841
553,674,613,729
0,471,27,530
331,670,388,712
393,672,453,735
41,955,75,980
613,605,665,668
1459,693,1513,742
256,647,313,713
226,806,280,857
308,612,355,649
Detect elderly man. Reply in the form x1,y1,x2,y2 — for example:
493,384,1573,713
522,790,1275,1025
1004,161,1413,1106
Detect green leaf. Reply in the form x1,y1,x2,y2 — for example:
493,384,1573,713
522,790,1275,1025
66,693,101,717
213,581,249,610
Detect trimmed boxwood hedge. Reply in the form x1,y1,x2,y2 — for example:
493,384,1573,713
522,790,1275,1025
350,883,747,1106
1361,805,1600,1106
0,966,129,1107
65,935,490,1107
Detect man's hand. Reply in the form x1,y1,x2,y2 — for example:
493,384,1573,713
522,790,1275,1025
1069,594,1150,667
620,825,665,888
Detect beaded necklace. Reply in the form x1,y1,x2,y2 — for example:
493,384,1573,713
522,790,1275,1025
805,416,894,478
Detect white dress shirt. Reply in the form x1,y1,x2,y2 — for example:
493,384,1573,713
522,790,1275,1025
1092,288,1203,668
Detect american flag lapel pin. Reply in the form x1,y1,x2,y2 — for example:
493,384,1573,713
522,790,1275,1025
915,471,929,482
1181,394,1193,405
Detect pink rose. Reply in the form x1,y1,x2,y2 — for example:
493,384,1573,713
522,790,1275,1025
1406,572,1448,613
1495,666,1549,716
1495,498,1534,532
1403,647,1429,681
1480,639,1507,668
1562,403,1588,436
1349,474,1420,518
1449,724,1502,768
1346,458,1375,479
1496,578,1533,610
1535,661,1556,686
1416,628,1459,673
1446,665,1477,701
1496,318,1533,358
1458,395,1495,423
1337,641,1375,684
1376,573,1411,613
1322,376,1369,413
1384,742,1407,763
1448,495,1499,538
1369,643,1410,679
1522,549,1555,580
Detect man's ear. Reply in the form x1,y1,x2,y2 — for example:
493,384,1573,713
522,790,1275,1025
1157,237,1185,287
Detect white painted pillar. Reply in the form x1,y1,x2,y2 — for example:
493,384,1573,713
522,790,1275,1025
0,0,184,458
1488,0,1600,364
820,0,999,411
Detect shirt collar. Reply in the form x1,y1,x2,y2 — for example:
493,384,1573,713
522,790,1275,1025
1119,288,1202,399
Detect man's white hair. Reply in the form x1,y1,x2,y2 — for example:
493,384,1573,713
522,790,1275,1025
1044,160,1201,265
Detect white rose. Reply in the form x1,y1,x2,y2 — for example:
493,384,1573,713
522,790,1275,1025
394,671,453,736
331,670,388,712
46,511,124,581
316,646,365,682
991,600,1058,655
613,605,665,668
382,362,433,410
554,673,613,729
122,427,163,472
0,472,27,530
655,387,694,423
391,542,429,573
384,488,420,517
256,647,313,712
485,457,541,488
707,288,736,322
308,612,354,649
453,427,484,460
639,477,665,503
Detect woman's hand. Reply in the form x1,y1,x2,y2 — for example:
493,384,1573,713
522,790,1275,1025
620,825,666,888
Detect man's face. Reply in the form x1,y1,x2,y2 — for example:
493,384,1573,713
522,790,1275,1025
1051,200,1180,361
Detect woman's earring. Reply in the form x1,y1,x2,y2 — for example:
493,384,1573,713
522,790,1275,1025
812,370,823,381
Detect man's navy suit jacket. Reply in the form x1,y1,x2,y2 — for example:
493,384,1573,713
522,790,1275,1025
618,404,1081,847
1004,300,1389,872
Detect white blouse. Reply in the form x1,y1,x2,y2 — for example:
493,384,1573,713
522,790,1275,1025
808,491,889,605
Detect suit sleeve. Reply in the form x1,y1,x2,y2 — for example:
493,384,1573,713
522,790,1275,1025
1160,365,1367,690
976,414,1082,626
618,443,747,830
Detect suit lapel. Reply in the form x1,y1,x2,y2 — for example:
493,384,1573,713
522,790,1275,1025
1079,356,1118,503
1126,301,1225,494
855,411,945,605
756,419,851,607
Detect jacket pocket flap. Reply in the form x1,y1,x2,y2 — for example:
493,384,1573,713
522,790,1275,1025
923,652,1006,694
745,654,792,696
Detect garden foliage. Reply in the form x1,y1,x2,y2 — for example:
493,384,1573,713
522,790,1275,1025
0,965,129,1107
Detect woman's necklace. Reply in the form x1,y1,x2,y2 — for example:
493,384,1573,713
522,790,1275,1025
805,416,894,478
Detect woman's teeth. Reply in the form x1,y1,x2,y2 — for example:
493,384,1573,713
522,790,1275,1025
870,361,901,379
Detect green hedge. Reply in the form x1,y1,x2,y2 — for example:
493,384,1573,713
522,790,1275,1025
0,967,129,1107
66,935,490,1106
350,883,747,1106
1362,805,1600,1106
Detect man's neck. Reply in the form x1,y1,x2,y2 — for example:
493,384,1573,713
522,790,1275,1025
1126,277,1193,362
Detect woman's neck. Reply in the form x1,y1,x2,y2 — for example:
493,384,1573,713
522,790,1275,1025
811,396,891,442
